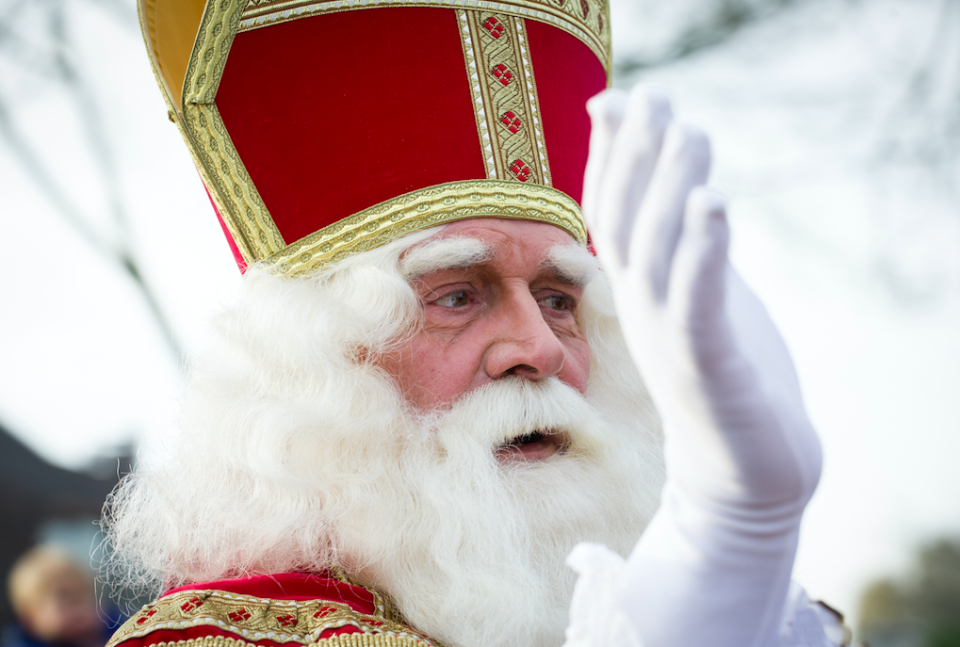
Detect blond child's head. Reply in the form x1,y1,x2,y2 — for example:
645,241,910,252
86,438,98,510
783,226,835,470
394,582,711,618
8,546,101,645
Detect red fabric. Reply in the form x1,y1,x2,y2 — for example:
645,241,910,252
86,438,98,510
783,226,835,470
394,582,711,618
204,184,248,273
525,20,606,206
216,8,486,246
208,9,607,269
165,572,376,613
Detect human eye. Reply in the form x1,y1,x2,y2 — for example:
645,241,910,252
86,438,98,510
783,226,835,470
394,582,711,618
538,294,573,311
433,290,471,308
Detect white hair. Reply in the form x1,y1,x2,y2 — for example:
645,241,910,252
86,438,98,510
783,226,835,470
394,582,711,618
101,225,663,647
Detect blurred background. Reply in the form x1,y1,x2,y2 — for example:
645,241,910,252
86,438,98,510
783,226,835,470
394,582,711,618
0,0,957,643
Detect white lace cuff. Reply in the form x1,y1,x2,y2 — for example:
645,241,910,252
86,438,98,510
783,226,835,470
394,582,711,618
562,542,846,647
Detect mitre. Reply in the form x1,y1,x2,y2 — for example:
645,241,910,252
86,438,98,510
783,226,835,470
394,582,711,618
140,0,610,274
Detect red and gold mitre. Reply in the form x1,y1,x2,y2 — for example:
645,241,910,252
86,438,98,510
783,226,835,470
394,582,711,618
140,0,610,275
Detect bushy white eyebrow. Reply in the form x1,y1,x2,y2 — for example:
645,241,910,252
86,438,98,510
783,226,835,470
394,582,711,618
400,234,598,286
400,236,494,280
541,243,600,287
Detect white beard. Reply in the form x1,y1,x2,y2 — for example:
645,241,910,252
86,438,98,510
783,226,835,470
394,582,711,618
102,238,664,647
335,376,664,647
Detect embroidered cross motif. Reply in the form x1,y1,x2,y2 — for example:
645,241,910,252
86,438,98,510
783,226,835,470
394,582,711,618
313,605,336,619
491,63,513,86
510,159,532,182
482,16,505,38
275,614,298,627
501,111,522,134
228,608,251,622
461,12,549,186
136,609,157,625
180,597,204,613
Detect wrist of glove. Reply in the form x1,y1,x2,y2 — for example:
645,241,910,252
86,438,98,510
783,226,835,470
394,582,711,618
563,544,842,647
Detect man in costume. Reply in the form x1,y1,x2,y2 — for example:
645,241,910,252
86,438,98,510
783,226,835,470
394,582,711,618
103,1,845,646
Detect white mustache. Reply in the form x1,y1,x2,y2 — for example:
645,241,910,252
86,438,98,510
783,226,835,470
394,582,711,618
415,377,600,451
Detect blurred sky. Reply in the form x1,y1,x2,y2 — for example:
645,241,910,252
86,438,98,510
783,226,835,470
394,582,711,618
1,0,958,630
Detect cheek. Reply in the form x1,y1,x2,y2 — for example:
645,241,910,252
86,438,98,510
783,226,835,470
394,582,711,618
390,335,479,408
563,337,592,394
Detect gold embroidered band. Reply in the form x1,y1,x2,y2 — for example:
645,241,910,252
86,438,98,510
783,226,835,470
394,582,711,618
239,0,611,74
180,0,286,262
107,589,437,647
117,635,430,647
267,179,586,276
459,11,551,186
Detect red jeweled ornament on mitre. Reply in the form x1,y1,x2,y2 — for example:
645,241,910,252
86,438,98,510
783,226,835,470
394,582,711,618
139,0,610,275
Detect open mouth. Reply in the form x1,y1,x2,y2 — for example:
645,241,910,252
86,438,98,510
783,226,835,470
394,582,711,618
495,429,570,463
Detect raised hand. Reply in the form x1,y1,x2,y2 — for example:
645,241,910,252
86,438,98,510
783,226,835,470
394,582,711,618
566,85,826,647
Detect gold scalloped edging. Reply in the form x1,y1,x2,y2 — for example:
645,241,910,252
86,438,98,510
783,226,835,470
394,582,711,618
181,0,286,262
107,589,438,647
313,635,432,646
238,0,611,75
266,179,586,276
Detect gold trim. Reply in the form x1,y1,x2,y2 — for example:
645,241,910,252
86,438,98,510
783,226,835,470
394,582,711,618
313,636,431,646
181,0,286,263
139,0,208,107
237,0,612,75
267,179,586,276
107,589,437,647
122,635,432,647
513,16,551,184
457,11,497,180
460,11,551,185
328,567,406,627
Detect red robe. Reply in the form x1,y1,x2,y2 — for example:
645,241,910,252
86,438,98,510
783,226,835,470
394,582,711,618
106,573,439,647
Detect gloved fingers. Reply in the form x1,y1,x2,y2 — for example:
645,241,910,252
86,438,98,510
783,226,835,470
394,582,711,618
583,88,628,237
724,270,807,413
631,122,711,303
666,187,729,336
588,85,673,272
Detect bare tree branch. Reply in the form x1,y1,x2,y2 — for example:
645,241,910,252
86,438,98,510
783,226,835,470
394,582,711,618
615,0,798,75
0,0,182,357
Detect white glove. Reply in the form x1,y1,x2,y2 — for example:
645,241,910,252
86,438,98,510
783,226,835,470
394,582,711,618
568,86,824,647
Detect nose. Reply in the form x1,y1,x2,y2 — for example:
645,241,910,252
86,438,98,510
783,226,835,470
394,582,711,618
483,289,566,381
